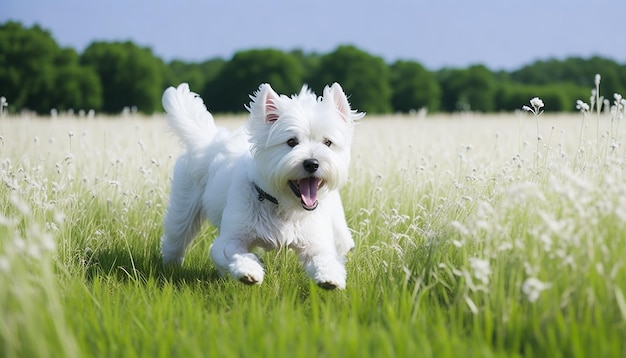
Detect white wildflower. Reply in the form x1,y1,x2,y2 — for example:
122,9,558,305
522,277,552,303
27,245,41,259
576,100,590,112
0,214,16,227
45,222,59,233
523,262,538,276
594,74,601,87
469,257,491,286
53,212,66,225
40,233,56,252
13,237,26,252
505,182,545,206
9,194,31,216
530,97,544,109
0,96,7,117
450,221,469,236
523,97,544,116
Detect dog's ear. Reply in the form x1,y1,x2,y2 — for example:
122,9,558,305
324,83,352,122
249,83,280,123
265,92,279,124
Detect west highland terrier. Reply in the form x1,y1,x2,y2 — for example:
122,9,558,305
160,83,363,289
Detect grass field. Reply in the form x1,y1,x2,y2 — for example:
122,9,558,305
1,100,626,357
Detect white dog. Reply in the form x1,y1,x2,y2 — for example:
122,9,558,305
160,83,363,289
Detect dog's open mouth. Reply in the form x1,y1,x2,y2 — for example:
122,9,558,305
289,177,323,211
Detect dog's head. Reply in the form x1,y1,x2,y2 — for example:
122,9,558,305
246,83,363,211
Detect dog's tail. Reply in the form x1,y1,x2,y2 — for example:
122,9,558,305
162,83,217,152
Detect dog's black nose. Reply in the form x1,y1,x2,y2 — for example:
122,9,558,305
303,158,319,173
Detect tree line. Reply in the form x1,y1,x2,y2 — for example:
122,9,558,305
2,21,626,115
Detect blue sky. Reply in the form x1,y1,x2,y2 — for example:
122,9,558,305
2,0,625,70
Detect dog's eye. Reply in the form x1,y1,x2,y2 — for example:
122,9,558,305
323,139,332,147
287,138,299,147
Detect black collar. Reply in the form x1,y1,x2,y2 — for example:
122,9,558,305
254,184,278,205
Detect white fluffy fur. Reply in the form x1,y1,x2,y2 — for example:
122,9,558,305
160,82,363,289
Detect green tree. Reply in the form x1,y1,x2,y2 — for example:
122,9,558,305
0,21,55,112
438,65,496,112
496,82,589,112
464,65,497,112
50,48,102,111
312,45,392,114
390,60,440,113
81,41,166,113
0,21,101,113
439,68,467,112
510,56,626,98
291,49,321,86
203,49,303,113
166,58,225,94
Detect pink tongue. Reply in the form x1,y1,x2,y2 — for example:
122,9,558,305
299,177,319,207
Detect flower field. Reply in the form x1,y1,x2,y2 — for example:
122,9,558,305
1,93,625,356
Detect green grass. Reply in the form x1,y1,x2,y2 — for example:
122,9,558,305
1,108,625,357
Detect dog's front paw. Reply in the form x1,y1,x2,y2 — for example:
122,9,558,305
317,280,342,290
228,253,264,285
315,273,346,290
305,256,347,290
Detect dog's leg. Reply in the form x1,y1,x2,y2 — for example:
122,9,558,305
326,193,355,257
296,243,347,290
333,215,355,257
161,162,205,265
210,236,264,285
